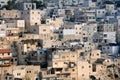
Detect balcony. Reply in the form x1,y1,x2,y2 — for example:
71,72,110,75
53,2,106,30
62,68,70,73
0,57,13,67
0,57,13,60
55,68,62,74
55,71,61,74
56,73,71,80
0,62,13,67
43,74,56,78
7,33,18,37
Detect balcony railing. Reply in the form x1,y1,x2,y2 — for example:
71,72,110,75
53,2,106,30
0,57,13,60
6,33,18,36
0,62,13,67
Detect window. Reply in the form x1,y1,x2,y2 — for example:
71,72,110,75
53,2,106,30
32,54,34,56
3,13,5,15
98,11,100,13
29,5,31,7
65,68,68,71
104,39,107,43
16,15,18,18
17,73,21,76
40,52,42,54
72,78,76,80
26,5,28,8
92,64,96,72
34,29,36,31
83,33,85,35
101,66,103,68
5,77,7,79
8,53,10,55
1,29,5,31
72,69,75,72
27,71,31,73
34,71,38,74
62,56,65,58
82,66,84,69
80,52,84,56
82,74,84,76
15,59,17,61
43,29,46,31
89,66,91,68
9,77,12,80
21,12,23,14
64,62,68,64
1,1,5,3
104,34,107,37
35,23,37,25
36,78,38,80
89,17,91,19
97,53,99,56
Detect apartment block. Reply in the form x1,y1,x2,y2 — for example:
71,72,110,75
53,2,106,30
21,10,41,30
0,49,13,67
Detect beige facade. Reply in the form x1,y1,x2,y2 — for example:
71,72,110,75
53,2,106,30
46,17,64,29
90,50,101,60
59,22,97,42
22,34,40,40
30,24,50,38
0,49,13,67
21,10,41,30
106,4,115,11
13,65,40,80
0,38,11,49
49,49,104,80
0,10,21,18
30,24,52,48
52,50,79,80
51,49,101,80
3,20,25,41
0,22,6,37
97,23,117,44
6,28,19,41
18,42,38,65
77,61,92,80
74,23,97,42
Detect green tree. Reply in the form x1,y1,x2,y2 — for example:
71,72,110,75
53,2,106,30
1,1,16,10
32,0,46,9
